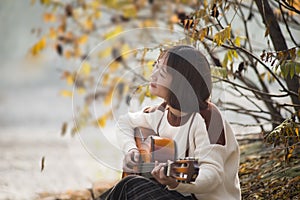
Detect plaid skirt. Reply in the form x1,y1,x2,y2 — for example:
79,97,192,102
99,175,196,200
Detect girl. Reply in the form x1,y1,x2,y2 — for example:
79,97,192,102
103,45,241,200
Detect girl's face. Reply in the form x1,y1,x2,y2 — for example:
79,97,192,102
149,54,173,99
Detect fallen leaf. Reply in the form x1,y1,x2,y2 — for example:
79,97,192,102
41,156,45,172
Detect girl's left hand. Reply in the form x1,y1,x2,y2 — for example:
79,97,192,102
151,161,179,189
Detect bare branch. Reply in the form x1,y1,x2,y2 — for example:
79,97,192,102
212,75,290,98
279,3,300,47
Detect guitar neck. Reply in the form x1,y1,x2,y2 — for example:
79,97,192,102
137,163,156,174
136,161,172,177
125,160,199,183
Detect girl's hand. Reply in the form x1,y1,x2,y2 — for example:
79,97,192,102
151,161,179,189
122,148,140,173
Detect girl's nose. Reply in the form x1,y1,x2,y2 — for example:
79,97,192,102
150,69,158,81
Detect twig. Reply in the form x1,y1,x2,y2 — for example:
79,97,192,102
276,0,300,15
212,76,290,98
231,122,272,127
279,3,300,47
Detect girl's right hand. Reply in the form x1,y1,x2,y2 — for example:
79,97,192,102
122,148,140,173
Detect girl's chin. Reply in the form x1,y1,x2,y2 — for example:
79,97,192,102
149,87,156,95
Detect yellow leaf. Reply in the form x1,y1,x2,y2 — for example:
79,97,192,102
77,87,86,94
123,84,129,94
183,19,193,30
286,145,295,160
139,92,145,104
203,0,208,8
150,94,157,100
199,28,208,41
104,26,123,39
234,36,241,47
31,36,47,55
196,9,206,18
104,89,113,105
97,116,107,127
31,44,39,55
40,37,47,48
113,77,123,84
145,86,151,97
228,50,233,62
122,4,137,19
222,54,228,67
64,50,73,59
102,0,117,7
109,61,119,72
89,0,100,9
147,60,154,70
40,0,50,5
213,33,222,46
81,62,91,75
203,15,210,25
260,72,266,80
49,27,57,39
74,46,81,58
84,17,94,31
43,13,56,23
60,90,73,97
66,74,74,85
135,85,143,94
77,34,88,44
121,43,131,59
144,61,154,78
224,25,231,40
102,73,109,86
98,47,112,58
232,50,238,58
213,25,231,46
141,19,156,27
94,10,101,19
170,15,179,24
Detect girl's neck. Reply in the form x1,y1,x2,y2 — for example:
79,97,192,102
167,105,188,117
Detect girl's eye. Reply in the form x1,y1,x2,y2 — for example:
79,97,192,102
152,61,157,67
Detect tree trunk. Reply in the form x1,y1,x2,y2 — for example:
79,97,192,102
254,0,300,114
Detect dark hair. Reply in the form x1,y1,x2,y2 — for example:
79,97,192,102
163,45,212,112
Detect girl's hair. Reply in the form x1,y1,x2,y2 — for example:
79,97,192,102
163,45,212,112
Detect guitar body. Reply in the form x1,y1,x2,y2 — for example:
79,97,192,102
122,127,177,178
122,127,199,183
135,127,177,163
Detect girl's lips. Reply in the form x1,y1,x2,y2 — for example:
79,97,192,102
150,83,157,88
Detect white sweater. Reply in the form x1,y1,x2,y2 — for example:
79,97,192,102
116,104,241,200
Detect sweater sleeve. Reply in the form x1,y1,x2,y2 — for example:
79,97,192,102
116,106,164,153
168,116,226,194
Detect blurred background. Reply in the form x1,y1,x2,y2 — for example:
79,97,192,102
0,1,120,199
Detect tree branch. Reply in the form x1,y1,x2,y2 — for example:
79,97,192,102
279,3,300,47
212,75,290,98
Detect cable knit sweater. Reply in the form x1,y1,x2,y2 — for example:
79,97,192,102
116,102,241,200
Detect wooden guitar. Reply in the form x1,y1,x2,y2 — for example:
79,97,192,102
122,127,199,183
